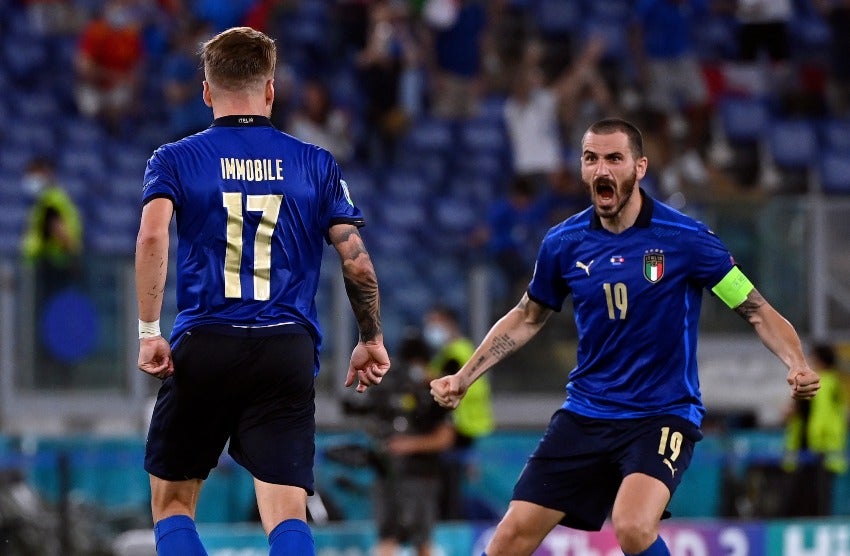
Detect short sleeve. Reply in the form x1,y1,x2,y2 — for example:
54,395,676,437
689,227,736,290
320,155,364,242
527,231,570,311
142,147,181,208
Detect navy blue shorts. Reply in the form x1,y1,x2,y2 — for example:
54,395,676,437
512,409,702,531
144,325,316,493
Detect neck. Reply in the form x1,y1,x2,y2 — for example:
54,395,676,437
213,98,271,119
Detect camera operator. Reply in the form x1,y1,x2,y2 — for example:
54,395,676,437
343,329,455,556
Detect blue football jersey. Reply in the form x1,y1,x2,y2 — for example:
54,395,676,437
141,116,364,363
528,190,735,426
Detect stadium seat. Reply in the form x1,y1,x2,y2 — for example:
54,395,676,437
383,169,432,201
819,150,850,194
719,96,770,144
533,0,581,36
458,118,508,156
768,119,817,171
820,118,850,153
401,117,455,154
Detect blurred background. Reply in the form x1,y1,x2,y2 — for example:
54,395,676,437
1,0,850,554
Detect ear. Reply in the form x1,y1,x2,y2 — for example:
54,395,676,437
202,81,212,108
265,79,275,107
635,156,648,181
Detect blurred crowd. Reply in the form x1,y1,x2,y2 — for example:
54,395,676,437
6,0,850,334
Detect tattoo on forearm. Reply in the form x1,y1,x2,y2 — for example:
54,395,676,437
335,227,381,341
468,355,487,375
490,333,517,360
344,273,381,341
734,288,766,322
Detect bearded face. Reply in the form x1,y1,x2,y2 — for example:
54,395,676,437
580,131,646,224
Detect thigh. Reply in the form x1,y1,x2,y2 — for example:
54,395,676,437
149,476,203,522
228,332,317,491
512,410,621,531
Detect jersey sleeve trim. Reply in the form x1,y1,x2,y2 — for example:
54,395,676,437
527,289,562,312
142,192,175,206
711,266,754,309
329,216,365,227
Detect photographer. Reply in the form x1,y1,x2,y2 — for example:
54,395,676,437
344,330,454,556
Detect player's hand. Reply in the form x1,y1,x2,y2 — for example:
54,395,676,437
787,365,820,400
430,374,467,409
346,339,390,393
138,336,174,379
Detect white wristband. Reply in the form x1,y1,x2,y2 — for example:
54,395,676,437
138,319,161,339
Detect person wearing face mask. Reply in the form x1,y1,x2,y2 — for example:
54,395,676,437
424,304,495,520
20,157,83,290
356,329,455,556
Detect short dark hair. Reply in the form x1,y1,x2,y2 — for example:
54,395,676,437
811,343,837,368
201,26,276,91
585,118,644,158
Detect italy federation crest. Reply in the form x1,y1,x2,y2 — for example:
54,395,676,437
644,251,665,283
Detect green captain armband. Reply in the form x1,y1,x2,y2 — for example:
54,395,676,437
711,266,755,309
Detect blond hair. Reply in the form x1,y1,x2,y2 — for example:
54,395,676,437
201,27,276,92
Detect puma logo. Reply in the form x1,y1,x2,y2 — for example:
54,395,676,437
575,260,595,276
663,458,677,477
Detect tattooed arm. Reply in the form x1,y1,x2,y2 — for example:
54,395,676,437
330,223,390,392
431,293,553,409
734,288,819,399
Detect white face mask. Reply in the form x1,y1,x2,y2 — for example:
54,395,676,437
423,324,450,350
23,174,48,196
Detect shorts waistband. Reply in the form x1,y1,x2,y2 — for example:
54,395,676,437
192,322,309,338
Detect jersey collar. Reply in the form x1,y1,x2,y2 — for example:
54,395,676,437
211,115,274,127
589,187,654,230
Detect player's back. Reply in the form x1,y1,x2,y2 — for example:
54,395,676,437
142,116,363,342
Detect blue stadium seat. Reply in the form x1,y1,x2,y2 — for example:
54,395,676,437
401,117,455,154
584,0,631,22
7,121,56,156
533,0,581,36
719,96,770,144
819,150,850,194
0,144,36,174
433,196,480,236
458,118,508,156
11,89,60,122
768,119,817,171
0,201,31,237
383,169,432,200
1,32,48,81
820,119,850,153
375,196,428,233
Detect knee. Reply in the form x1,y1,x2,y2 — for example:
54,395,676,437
613,515,658,555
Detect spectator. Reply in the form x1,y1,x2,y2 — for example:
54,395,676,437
424,0,487,120
815,0,850,116
288,78,355,164
355,0,420,164
20,157,84,389
73,0,145,133
504,37,614,190
20,157,83,293
631,0,713,192
424,304,494,520
161,20,213,140
370,330,455,556
472,175,546,301
782,343,848,517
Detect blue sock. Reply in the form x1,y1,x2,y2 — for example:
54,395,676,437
269,518,314,556
625,536,670,556
153,515,207,555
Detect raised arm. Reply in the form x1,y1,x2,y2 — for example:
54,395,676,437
135,197,174,379
329,223,390,392
431,293,553,409
734,288,820,399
